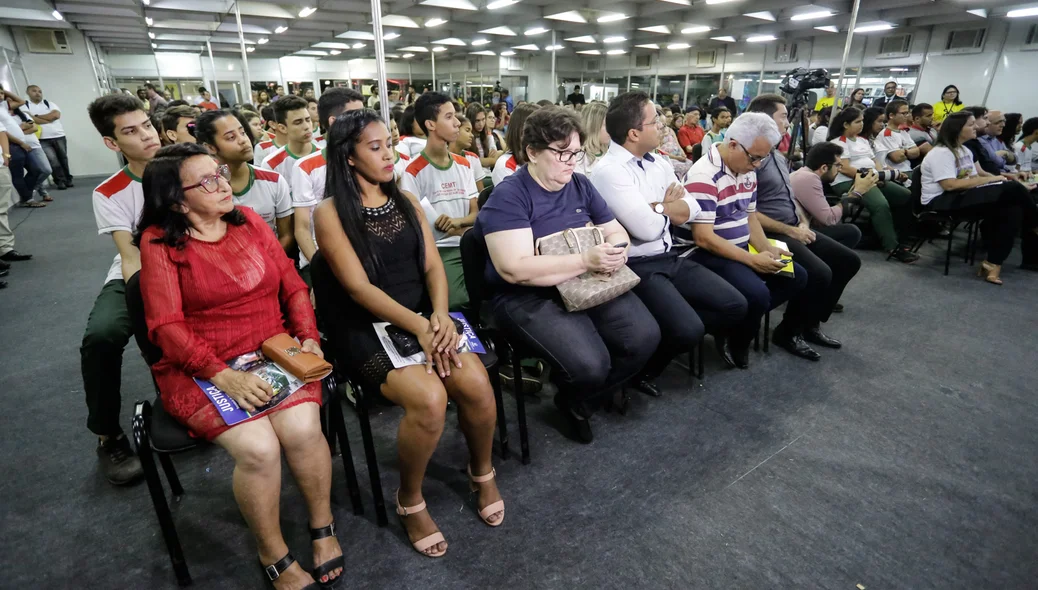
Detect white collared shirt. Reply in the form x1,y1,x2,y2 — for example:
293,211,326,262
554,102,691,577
589,141,701,258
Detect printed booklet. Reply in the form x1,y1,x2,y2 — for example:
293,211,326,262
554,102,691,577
374,312,486,369
194,349,306,426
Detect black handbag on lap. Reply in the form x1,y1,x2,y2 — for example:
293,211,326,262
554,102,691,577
384,317,466,357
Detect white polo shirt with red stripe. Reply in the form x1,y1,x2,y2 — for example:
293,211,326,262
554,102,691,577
398,135,427,159
253,138,283,167
872,127,916,173
92,166,145,285
290,149,328,268
262,143,319,192
233,164,293,234
463,151,487,184
394,150,411,180
491,152,517,186
400,151,478,247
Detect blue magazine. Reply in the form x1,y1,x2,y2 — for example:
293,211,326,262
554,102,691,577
194,350,305,426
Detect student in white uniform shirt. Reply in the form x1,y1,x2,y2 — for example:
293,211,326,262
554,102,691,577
195,109,295,251
261,96,319,192
396,106,428,158
449,113,487,192
252,105,285,166
491,102,540,186
872,100,922,174
390,116,411,180
291,88,365,285
82,94,162,486
19,85,72,189
1014,117,1038,174
400,92,479,310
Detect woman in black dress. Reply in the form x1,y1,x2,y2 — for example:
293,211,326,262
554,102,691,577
311,110,503,559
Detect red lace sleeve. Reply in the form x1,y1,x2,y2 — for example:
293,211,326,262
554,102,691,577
245,207,320,343
139,233,228,379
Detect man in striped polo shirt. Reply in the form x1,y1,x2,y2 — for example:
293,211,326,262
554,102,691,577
685,113,811,367
81,94,162,486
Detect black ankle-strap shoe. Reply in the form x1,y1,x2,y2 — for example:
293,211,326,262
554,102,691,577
262,553,319,589
310,523,345,587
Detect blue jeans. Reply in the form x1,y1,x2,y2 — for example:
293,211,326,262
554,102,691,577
41,136,71,185
8,145,41,203
29,148,52,195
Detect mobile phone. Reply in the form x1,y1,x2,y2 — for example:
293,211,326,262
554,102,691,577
611,241,629,249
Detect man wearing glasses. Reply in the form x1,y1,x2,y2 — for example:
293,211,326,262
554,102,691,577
684,112,812,368
591,92,748,390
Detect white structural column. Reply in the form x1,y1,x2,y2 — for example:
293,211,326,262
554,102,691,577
834,0,863,115
756,46,766,97
233,1,252,101
152,52,165,91
852,36,868,90
206,40,220,106
431,49,437,91
370,0,391,124
982,22,1010,105
551,29,557,102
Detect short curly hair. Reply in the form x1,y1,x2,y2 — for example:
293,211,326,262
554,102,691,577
521,107,585,162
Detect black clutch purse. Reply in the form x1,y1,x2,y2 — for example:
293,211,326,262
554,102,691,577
384,317,466,358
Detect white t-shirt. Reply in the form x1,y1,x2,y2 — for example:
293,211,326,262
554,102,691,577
491,152,518,186
314,133,326,150
873,128,916,172
20,99,64,139
93,167,145,285
290,149,328,269
921,146,977,206
462,151,486,185
398,136,427,159
810,125,828,147
0,109,28,146
1013,141,1038,173
830,136,876,184
399,152,479,248
253,138,283,167
262,143,318,193
394,150,411,181
233,164,293,234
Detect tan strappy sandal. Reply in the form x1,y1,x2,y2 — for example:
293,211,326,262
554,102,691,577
395,491,447,558
468,466,505,527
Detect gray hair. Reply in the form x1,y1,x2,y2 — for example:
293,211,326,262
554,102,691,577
725,112,782,148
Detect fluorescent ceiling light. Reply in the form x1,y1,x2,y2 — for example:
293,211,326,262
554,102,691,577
151,43,157,48
668,42,691,50
471,38,491,46
660,0,690,4
387,54,400,58
384,32,400,40
420,0,477,9
298,7,316,18
706,0,736,3
274,25,288,34
566,36,597,43
487,0,519,8
500,50,516,56
603,36,626,43
744,12,776,21
148,32,155,39
313,42,352,49
854,23,894,32
512,44,539,50
143,0,149,5
399,46,429,52
258,37,268,44
966,9,987,18
246,46,255,52
814,25,839,33
576,49,601,55
546,44,564,50
607,49,625,55
639,26,671,34
329,49,341,55
433,37,467,46
546,11,587,23
382,15,421,28
433,46,448,52
470,50,496,55
597,13,627,23
336,31,376,40
636,43,660,49
890,67,909,71
791,11,832,21
1008,8,1038,17
524,27,548,36
146,17,153,26
352,42,365,49
425,18,447,27
480,26,517,36
51,10,63,20
681,25,711,34
711,36,736,42
402,53,414,58
747,34,776,42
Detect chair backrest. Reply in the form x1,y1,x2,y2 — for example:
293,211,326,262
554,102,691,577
477,185,493,210
910,165,925,216
125,271,164,367
460,228,489,313
691,143,703,163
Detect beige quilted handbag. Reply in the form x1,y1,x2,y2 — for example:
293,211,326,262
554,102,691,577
535,225,640,312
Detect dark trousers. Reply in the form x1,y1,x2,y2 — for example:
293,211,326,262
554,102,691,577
815,223,863,249
80,280,133,436
688,249,809,345
928,181,1038,264
766,226,862,326
490,289,660,417
628,252,748,379
8,145,41,203
41,136,71,185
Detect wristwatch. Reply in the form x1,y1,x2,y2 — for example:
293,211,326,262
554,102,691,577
654,203,665,214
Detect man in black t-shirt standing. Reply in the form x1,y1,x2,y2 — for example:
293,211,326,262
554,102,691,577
708,87,738,115
566,85,586,106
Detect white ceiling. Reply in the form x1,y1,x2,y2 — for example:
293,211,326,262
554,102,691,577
1,0,1034,61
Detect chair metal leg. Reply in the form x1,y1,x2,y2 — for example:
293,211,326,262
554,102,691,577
964,221,974,264
133,402,192,587
753,328,760,351
509,343,531,465
945,224,955,275
157,453,184,497
697,337,705,379
762,311,770,353
354,387,388,526
328,394,364,516
488,364,510,461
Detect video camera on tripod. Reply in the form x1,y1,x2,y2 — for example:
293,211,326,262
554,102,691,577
780,68,831,109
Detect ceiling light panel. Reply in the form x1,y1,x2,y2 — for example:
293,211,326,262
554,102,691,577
639,25,671,34
667,42,690,50
746,34,776,42
565,36,597,43
398,46,430,52
854,23,894,32
381,15,420,28
711,36,735,42
336,31,376,40
681,25,711,34
744,11,776,21
636,43,660,49
606,49,625,55
487,0,519,8
597,13,627,23
433,37,468,46
525,27,548,36
512,44,539,50
546,11,587,23
471,38,491,46
425,18,448,27
470,50,496,55
577,49,601,55
814,25,839,32
420,0,478,9
1007,8,1038,17
500,50,516,56
790,10,833,21
603,36,626,43
480,26,517,36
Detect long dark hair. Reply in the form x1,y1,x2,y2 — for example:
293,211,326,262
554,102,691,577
194,108,255,149
134,143,246,249
849,88,865,104
941,85,962,107
861,107,885,141
935,111,974,151
828,107,863,141
465,102,492,156
505,103,541,166
324,109,425,283
1000,113,1022,147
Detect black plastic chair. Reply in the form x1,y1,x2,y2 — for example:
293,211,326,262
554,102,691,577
309,251,513,528
126,272,362,586
691,143,703,164
907,166,981,275
477,185,494,209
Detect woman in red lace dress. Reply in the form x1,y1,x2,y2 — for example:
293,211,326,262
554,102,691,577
136,143,342,590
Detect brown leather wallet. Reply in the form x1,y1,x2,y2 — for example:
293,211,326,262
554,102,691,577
261,333,333,383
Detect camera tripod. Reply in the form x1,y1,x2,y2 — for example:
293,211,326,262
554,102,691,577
784,93,812,163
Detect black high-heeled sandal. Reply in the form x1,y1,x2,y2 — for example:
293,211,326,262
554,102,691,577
310,522,345,587
262,553,319,589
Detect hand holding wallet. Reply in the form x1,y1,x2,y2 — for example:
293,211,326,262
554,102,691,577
261,333,333,383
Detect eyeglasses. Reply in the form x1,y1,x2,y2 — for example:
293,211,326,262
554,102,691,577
182,164,230,194
735,142,769,165
638,114,662,129
545,147,586,164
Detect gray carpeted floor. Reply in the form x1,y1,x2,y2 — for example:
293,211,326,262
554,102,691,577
2,178,1037,589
